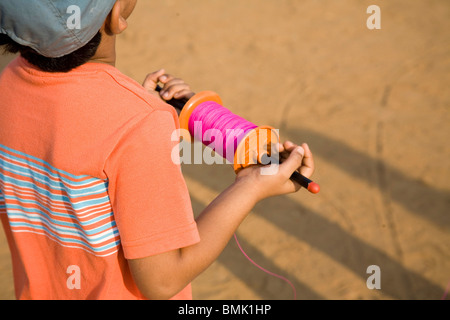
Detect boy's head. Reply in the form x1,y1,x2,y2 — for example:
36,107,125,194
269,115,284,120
0,0,137,72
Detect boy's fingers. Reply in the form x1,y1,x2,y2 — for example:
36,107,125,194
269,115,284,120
159,73,175,84
277,143,285,154
279,141,296,161
299,143,315,179
174,89,195,100
161,78,185,90
283,141,296,152
279,145,305,178
142,69,165,90
161,82,192,100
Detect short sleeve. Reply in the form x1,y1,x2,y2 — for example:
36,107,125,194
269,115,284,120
104,110,200,260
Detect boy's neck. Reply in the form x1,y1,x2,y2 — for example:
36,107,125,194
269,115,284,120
89,32,117,67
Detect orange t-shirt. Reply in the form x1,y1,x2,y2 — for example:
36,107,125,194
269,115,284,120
0,57,200,300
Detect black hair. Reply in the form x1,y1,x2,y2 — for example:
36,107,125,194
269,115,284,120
0,32,102,73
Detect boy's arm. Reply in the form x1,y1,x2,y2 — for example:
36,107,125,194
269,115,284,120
128,142,314,300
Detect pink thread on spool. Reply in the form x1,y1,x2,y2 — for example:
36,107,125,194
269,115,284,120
177,90,319,195
188,101,258,163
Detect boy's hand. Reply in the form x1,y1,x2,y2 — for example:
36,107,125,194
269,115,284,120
235,141,315,202
143,69,195,102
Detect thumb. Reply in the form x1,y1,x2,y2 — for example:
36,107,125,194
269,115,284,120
142,69,166,91
279,146,304,178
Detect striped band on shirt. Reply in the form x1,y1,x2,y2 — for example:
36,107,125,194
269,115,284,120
0,144,120,257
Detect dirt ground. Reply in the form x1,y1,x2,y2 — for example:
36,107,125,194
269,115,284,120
1,0,449,300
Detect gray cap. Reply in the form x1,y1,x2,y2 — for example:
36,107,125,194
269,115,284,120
0,0,116,58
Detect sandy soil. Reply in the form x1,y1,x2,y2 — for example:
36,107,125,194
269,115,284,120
1,0,449,300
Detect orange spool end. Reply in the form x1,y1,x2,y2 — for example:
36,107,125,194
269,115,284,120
233,126,280,174
178,91,222,142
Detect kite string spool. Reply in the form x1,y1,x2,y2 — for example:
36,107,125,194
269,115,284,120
188,100,260,163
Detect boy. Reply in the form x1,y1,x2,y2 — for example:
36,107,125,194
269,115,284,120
0,0,314,300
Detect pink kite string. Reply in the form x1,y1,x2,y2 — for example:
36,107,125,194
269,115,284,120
188,101,258,163
234,234,297,300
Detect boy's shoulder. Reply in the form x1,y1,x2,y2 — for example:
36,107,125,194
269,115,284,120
5,56,176,119
93,62,176,117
